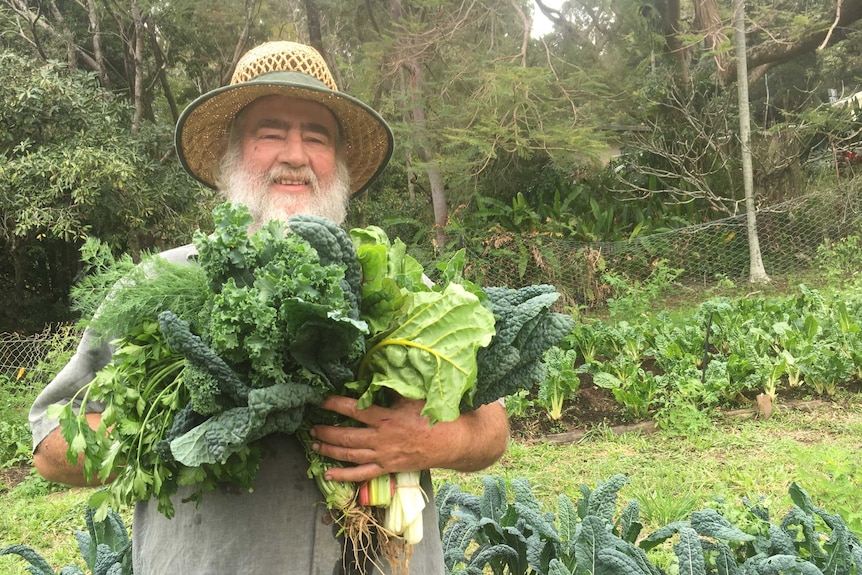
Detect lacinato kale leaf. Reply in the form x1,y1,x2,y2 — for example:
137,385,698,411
158,310,248,406
467,285,576,409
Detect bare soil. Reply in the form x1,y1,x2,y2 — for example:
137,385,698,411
508,378,862,443
508,381,633,441
0,464,31,489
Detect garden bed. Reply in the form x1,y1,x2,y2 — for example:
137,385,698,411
509,379,862,442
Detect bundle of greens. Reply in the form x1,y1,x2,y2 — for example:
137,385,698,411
53,202,574,564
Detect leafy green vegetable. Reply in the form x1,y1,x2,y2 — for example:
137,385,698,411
538,346,580,420
49,320,261,518
353,283,496,424
468,285,576,409
439,476,862,575
72,239,210,339
158,310,248,406
195,204,366,390
58,201,573,528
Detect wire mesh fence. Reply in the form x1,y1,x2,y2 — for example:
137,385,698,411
0,324,79,382
463,189,862,309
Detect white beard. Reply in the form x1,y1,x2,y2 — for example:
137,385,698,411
218,148,351,229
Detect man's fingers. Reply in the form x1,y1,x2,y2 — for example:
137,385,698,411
322,462,384,483
320,395,381,424
311,420,376,449
314,441,376,466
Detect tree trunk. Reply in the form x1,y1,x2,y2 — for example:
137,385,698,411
398,68,417,201
129,0,146,133
406,60,448,249
389,0,448,249
47,0,77,68
222,0,258,86
661,0,691,84
693,0,728,78
303,0,338,77
10,235,26,325
148,28,178,124
510,0,529,66
733,0,769,284
86,0,110,88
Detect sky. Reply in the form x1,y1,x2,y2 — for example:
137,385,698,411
531,0,563,38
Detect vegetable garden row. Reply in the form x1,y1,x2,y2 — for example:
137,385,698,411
523,284,862,431
6,472,861,575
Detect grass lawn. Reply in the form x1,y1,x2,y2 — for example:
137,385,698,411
2,392,861,574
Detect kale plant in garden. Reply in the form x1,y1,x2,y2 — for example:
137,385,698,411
1,506,132,575
437,474,862,575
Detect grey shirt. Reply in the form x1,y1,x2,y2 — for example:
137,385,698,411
29,244,446,575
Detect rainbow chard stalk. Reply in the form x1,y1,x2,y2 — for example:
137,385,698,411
384,471,426,545
359,474,394,507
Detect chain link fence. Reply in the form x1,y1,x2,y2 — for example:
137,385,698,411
464,189,862,308
0,324,79,382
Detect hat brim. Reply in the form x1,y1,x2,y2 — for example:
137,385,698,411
175,72,394,195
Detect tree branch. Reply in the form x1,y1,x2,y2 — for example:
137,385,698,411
719,0,862,83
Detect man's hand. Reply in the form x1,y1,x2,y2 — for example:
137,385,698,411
311,396,509,483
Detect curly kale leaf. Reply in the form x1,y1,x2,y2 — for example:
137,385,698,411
193,202,260,290
181,365,224,416
467,285,575,409
196,205,367,390
288,214,363,318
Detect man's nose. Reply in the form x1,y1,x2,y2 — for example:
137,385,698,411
275,133,307,166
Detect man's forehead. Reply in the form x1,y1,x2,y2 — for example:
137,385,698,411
241,95,337,126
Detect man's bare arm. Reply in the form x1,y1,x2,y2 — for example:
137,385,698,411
32,413,110,487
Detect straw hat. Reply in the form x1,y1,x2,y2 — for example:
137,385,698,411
175,41,394,195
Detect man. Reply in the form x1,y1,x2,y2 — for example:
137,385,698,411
29,41,510,574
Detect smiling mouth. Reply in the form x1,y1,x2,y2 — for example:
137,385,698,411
274,178,309,186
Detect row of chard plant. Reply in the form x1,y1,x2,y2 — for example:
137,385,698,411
528,285,862,427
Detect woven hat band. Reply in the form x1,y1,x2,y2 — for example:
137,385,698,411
243,70,330,91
